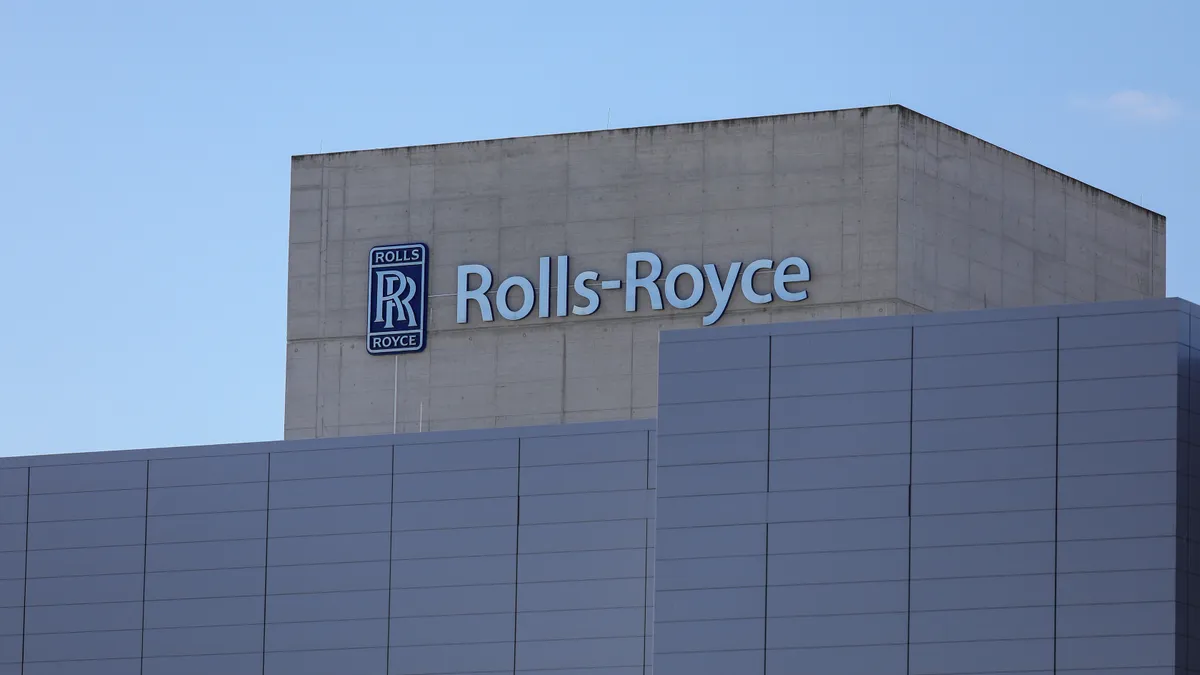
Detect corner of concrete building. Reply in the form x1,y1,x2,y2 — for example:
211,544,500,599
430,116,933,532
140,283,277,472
893,106,1166,314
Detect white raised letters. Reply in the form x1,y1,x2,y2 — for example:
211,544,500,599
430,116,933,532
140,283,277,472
454,252,810,325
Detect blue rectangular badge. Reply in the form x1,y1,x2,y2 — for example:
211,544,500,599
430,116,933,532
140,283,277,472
367,243,429,355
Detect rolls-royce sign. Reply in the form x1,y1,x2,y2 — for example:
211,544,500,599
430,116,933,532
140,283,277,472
456,252,810,326
366,243,429,355
367,246,811,355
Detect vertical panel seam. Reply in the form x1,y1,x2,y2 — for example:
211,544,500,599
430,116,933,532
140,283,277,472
513,438,521,675
387,445,396,674
139,461,149,675
907,327,914,675
262,453,271,675
1054,317,1060,675
764,336,772,675
644,429,651,675
21,469,29,673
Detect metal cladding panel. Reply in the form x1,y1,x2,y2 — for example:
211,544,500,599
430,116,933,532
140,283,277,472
5,298,1200,673
654,301,1195,673
0,468,23,669
143,653,264,675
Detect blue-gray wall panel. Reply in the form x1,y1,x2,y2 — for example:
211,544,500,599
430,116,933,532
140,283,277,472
393,554,514,587
768,580,908,617
519,490,650,524
654,555,764,591
389,584,513,617
911,542,1055,579
516,607,644,641
24,602,142,633
270,475,392,508
23,658,142,675
1059,342,1184,380
1059,310,1186,348
146,538,265,572
657,493,766,528
149,482,267,515
393,438,518,473
143,653,263,675
657,462,764,497
391,525,515,558
767,612,908,648
520,430,648,466
0,497,26,525
269,446,391,480
659,368,768,404
266,647,387,675
146,567,264,600
392,497,516,531
517,578,644,612
144,595,263,628
912,445,1057,483
913,350,1057,389
0,580,22,608
767,485,909,522
268,532,391,566
913,318,1057,356
29,462,145,494
391,613,512,645
766,645,907,675
910,574,1055,611
25,574,143,606
29,490,146,522
770,391,911,428
149,454,268,487
266,590,389,623
909,606,1054,643
27,545,144,577
27,516,145,550
656,430,767,466
770,359,910,398
769,423,909,460
519,460,646,495
518,520,644,554
1058,440,1178,476
658,336,768,373
772,328,911,365
912,414,1058,452
389,643,510,675
768,517,908,554
912,477,1056,514
268,561,386,595
266,618,388,651
267,503,389,537
909,638,1054,674
23,630,142,662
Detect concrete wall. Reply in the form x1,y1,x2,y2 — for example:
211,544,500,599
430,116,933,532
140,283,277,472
0,421,656,675
897,109,1166,311
286,106,1164,439
655,298,1191,674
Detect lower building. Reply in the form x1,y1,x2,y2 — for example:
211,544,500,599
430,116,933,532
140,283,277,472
2,297,1195,674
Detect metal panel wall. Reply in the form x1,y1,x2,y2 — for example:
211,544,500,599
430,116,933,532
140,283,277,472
0,468,25,675
655,298,1195,675
0,421,654,675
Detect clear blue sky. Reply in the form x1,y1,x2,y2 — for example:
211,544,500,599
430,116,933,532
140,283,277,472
1,0,1195,456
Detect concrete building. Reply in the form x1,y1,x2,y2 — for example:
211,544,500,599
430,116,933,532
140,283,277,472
286,106,1166,439
1,298,1196,674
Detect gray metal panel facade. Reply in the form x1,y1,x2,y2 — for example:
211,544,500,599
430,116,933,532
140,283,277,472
0,423,654,675
656,297,1195,675
1,297,1197,674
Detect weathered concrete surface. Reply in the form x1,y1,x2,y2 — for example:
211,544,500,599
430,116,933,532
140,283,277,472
285,105,1165,439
